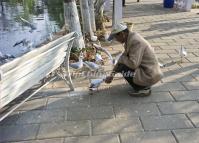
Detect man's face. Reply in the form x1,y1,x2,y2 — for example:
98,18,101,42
114,32,125,43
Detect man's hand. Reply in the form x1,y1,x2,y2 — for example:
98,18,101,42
105,76,114,84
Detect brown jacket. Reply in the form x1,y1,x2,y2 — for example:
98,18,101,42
117,31,163,86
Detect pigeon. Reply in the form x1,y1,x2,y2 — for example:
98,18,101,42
89,78,105,90
83,61,100,71
112,52,123,65
20,17,36,31
95,53,103,62
93,43,113,61
69,53,84,69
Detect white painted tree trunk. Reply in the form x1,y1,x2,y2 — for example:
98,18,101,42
88,0,96,32
112,0,123,27
80,0,94,37
64,0,85,49
94,0,106,30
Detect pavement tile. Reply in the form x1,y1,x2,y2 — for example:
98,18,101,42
173,128,199,143
171,90,199,101
0,112,20,126
37,120,90,139
11,138,64,143
128,91,174,103
38,88,70,98
92,117,143,135
64,135,119,143
66,106,114,120
114,103,160,118
16,109,65,124
162,74,196,82
186,57,199,63
0,124,39,142
155,49,177,54
187,113,199,127
182,82,199,90
46,96,90,109
152,82,186,92
16,98,47,111
158,101,199,114
192,73,199,80
120,131,176,143
141,114,193,131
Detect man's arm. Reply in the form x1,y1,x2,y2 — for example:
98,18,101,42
118,43,145,69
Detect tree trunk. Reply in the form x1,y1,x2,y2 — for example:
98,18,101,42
64,0,85,49
79,0,94,37
112,0,122,27
88,0,96,32
94,0,106,31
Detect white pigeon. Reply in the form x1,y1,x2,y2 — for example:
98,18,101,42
93,43,113,61
112,52,123,65
179,45,187,58
89,78,105,90
95,53,103,62
83,61,100,70
69,53,84,69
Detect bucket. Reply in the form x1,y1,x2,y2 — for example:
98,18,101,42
164,0,174,8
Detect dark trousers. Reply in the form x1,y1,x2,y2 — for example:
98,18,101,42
115,63,147,91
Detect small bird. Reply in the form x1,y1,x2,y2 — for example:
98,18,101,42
83,61,100,71
93,43,113,61
69,53,84,69
112,52,123,65
89,78,105,90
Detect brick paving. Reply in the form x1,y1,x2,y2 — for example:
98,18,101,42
0,0,199,142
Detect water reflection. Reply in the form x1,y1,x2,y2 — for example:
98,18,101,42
0,0,64,57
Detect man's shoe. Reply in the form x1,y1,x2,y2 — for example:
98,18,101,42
128,88,151,97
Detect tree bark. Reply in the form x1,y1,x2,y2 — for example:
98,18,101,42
64,0,85,49
112,0,122,27
94,0,106,31
88,0,96,32
79,0,94,37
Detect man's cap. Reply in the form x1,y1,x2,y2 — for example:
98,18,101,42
108,23,128,41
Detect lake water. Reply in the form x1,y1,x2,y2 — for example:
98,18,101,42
0,0,64,57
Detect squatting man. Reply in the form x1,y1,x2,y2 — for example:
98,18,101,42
105,23,163,96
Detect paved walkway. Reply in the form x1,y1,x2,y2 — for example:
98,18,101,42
1,0,199,142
